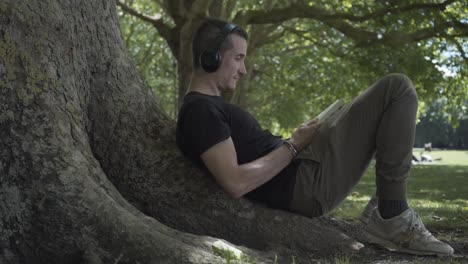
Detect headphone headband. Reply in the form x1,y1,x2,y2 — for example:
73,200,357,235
221,23,237,40
214,23,237,51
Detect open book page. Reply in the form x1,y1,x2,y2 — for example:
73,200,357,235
315,99,344,123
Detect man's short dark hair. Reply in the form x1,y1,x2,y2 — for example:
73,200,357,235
192,18,248,70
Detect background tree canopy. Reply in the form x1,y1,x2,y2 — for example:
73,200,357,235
117,0,467,141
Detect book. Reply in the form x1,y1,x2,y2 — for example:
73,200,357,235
315,99,344,123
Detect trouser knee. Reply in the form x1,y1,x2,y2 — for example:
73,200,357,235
380,73,418,106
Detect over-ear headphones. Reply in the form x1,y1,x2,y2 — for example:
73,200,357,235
200,23,238,73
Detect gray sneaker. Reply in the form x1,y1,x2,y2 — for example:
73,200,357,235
363,207,454,256
360,196,378,224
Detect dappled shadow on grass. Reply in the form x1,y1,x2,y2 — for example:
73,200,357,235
407,165,468,202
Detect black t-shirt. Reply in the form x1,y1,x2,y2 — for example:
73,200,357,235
176,91,298,209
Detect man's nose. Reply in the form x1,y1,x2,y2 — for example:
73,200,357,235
239,62,247,76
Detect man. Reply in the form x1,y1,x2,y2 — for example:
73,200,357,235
176,18,454,256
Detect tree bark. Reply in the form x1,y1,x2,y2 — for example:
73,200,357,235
0,0,364,263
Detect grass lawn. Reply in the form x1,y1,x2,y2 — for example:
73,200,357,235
329,149,468,245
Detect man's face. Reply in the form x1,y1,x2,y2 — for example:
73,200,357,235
215,34,247,91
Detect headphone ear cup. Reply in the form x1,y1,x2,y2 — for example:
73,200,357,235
200,50,221,72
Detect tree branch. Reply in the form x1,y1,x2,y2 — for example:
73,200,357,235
233,0,466,46
374,21,468,46
235,0,458,25
209,0,222,18
331,0,457,23
283,25,347,57
224,0,237,20
117,0,173,42
250,24,286,49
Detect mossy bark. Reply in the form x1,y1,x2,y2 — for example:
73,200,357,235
0,0,363,263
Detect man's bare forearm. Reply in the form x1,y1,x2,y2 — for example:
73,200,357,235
233,143,295,197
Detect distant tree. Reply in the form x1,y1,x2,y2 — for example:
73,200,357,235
416,98,468,148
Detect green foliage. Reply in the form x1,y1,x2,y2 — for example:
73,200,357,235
117,0,178,118
118,0,467,133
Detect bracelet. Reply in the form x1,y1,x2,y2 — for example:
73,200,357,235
283,140,298,158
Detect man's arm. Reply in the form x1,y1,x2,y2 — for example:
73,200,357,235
201,120,321,198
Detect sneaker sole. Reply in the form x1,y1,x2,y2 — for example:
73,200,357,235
364,230,453,257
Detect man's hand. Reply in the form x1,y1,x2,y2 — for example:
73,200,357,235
290,119,322,151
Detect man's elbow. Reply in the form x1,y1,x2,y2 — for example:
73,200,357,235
228,190,243,199
224,182,245,199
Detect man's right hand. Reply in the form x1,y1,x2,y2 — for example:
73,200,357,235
290,119,322,151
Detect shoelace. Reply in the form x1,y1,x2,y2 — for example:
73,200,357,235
408,210,431,239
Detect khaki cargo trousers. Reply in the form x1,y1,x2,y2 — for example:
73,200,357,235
289,74,418,217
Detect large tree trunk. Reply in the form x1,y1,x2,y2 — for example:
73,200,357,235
0,1,254,263
0,0,364,263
